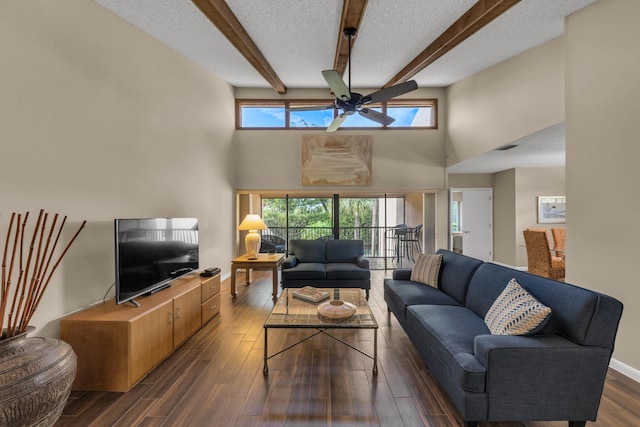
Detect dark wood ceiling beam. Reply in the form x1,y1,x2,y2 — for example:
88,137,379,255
333,0,369,76
383,0,521,88
191,0,286,94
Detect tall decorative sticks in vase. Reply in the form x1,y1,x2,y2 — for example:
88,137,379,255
1,209,86,339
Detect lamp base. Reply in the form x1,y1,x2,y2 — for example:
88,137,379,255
245,232,261,260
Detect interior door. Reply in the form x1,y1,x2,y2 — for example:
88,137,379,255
450,188,493,261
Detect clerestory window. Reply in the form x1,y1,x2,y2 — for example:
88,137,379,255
236,99,437,130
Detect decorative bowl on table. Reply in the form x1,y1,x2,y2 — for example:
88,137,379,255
317,300,357,319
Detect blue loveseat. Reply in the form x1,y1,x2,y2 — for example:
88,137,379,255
384,249,623,427
282,239,371,298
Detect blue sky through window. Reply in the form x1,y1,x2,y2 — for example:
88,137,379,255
241,107,285,127
240,104,433,128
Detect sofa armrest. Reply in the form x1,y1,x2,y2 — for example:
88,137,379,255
474,334,611,419
282,255,297,269
356,255,370,269
392,269,412,280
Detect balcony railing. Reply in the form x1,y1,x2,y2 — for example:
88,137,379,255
262,226,416,269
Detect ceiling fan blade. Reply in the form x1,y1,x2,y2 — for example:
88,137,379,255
326,114,347,132
362,80,418,104
286,105,335,112
359,108,395,126
322,70,351,101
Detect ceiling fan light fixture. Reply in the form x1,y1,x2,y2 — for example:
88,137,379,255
289,26,418,132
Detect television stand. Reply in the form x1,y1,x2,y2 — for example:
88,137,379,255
148,282,171,295
127,299,141,307
60,272,220,392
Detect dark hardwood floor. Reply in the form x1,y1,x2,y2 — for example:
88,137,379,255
56,270,640,427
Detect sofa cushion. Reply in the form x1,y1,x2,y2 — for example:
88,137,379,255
281,262,326,280
326,263,370,280
410,253,442,287
466,263,599,344
326,240,363,263
384,279,462,328
484,278,552,336
384,280,462,308
289,239,326,263
407,305,488,392
435,249,483,305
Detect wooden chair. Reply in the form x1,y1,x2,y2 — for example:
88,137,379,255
551,227,566,258
523,229,565,280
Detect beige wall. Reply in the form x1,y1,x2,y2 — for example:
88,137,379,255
0,1,236,337
234,87,450,250
493,169,517,265
448,174,493,189
446,37,565,166
566,0,640,372
234,87,447,192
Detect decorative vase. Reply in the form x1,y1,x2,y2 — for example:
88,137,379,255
317,300,357,319
0,327,77,427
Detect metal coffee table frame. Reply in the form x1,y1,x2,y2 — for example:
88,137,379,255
263,288,378,375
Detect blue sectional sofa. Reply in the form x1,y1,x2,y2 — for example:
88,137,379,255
282,239,371,298
384,249,623,427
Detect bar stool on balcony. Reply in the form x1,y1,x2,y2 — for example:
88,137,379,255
385,224,407,263
400,224,423,262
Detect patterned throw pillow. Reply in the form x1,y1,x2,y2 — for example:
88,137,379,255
484,278,552,336
410,254,443,288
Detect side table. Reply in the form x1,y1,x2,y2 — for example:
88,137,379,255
230,253,285,298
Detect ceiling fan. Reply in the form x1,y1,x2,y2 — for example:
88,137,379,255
289,27,418,132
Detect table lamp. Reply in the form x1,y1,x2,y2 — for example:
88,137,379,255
238,214,267,260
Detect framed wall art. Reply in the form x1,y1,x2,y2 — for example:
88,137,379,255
537,196,566,224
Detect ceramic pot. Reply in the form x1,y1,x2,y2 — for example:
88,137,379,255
0,327,77,426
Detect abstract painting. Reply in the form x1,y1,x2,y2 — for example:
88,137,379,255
301,135,372,186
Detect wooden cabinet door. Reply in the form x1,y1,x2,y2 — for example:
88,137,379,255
129,300,173,387
173,286,202,347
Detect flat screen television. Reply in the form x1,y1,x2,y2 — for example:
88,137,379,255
114,218,199,305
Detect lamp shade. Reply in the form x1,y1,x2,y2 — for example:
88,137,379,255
238,214,267,259
238,214,267,231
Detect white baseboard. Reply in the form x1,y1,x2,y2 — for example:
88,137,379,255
609,357,640,383
489,261,528,271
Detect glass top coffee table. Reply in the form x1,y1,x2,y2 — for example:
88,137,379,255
263,288,378,375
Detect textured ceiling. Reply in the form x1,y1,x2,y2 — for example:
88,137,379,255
447,123,566,174
92,0,596,173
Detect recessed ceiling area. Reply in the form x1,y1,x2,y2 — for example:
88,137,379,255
447,123,566,174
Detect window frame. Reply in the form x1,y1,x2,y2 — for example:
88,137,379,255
236,98,438,130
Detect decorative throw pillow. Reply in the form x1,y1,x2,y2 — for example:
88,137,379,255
410,254,443,288
484,278,552,336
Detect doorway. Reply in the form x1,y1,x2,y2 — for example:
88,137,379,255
450,188,493,261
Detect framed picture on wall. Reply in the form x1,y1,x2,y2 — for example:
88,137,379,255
537,196,566,224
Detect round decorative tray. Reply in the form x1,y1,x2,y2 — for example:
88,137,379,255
317,300,357,319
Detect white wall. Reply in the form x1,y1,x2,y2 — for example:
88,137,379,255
566,0,640,374
0,1,236,337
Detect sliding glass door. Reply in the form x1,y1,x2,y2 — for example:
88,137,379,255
260,194,408,269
